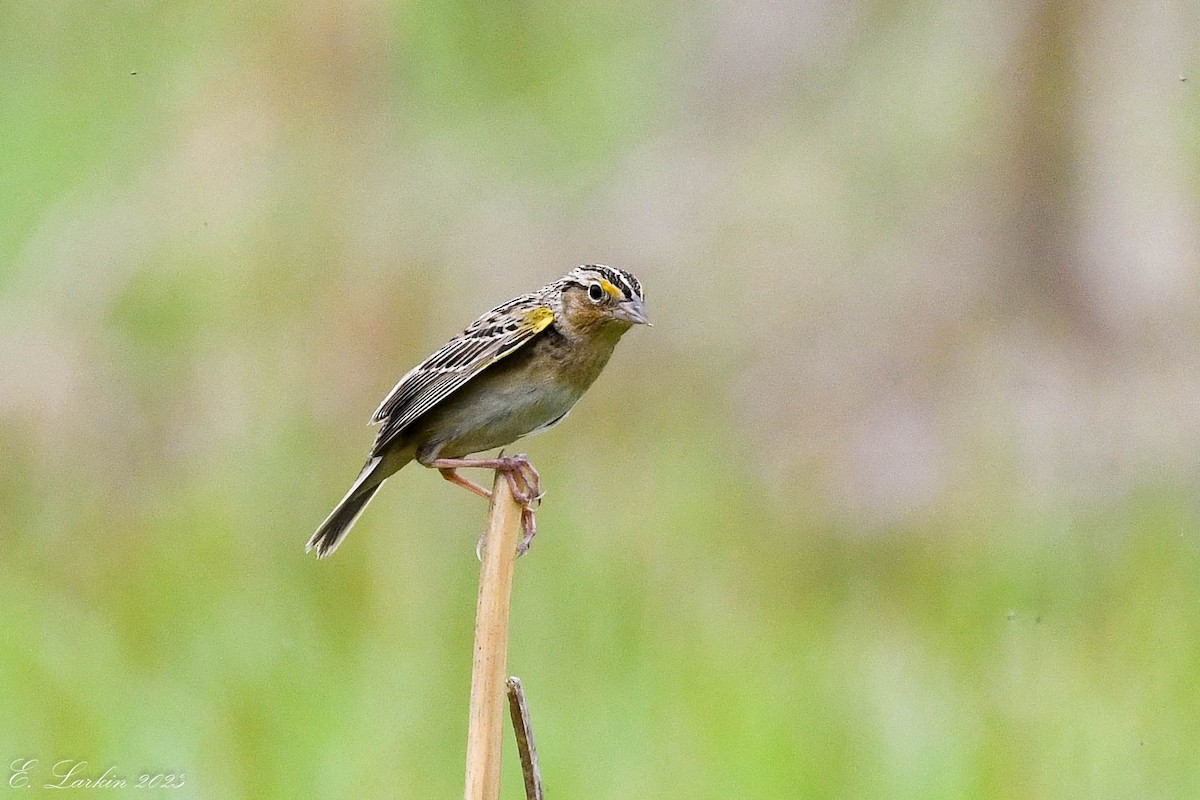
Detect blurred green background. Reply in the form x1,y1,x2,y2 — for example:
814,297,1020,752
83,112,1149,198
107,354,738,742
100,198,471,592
3,1,1200,797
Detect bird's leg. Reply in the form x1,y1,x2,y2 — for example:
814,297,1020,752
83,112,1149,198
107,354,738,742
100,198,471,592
427,454,542,555
428,456,535,504
437,467,493,500
433,455,539,504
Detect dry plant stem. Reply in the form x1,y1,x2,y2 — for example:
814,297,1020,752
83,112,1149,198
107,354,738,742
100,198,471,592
463,470,524,800
506,677,544,800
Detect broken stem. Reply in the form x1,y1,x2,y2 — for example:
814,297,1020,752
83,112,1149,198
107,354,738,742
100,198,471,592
506,676,544,800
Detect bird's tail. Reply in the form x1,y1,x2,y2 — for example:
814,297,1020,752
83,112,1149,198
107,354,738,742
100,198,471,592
306,456,390,558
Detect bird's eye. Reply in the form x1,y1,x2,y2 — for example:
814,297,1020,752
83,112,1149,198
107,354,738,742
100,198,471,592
587,283,605,303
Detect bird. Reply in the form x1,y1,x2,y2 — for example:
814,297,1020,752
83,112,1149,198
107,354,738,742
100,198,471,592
306,264,650,558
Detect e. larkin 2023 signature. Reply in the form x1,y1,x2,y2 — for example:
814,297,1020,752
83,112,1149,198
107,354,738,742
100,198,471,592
8,759,185,790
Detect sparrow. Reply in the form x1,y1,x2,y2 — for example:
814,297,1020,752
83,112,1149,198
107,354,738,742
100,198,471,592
307,265,649,558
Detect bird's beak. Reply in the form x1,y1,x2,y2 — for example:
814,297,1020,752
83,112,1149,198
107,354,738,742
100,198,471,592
616,297,652,326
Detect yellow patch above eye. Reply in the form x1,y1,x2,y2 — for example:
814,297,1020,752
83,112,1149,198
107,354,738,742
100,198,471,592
523,306,555,332
598,280,621,297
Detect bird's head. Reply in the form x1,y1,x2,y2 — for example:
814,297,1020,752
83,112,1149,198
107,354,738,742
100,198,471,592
556,265,650,335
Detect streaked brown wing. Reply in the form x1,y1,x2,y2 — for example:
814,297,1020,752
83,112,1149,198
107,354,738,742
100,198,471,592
369,296,555,455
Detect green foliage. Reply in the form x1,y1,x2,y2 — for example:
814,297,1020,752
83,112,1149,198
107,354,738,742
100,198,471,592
3,1,1199,797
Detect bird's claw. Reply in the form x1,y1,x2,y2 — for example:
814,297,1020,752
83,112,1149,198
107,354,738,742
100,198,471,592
517,506,537,556
475,508,536,561
467,453,540,559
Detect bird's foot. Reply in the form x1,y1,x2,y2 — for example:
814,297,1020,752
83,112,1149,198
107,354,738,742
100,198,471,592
494,454,540,556
430,453,543,558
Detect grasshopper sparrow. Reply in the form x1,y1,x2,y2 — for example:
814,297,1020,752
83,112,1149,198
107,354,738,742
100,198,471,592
307,265,649,558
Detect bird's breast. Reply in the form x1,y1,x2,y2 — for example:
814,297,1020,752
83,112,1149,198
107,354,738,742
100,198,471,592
410,326,622,459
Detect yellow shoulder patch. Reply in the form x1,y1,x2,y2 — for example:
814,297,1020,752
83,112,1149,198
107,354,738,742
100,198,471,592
523,306,555,332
